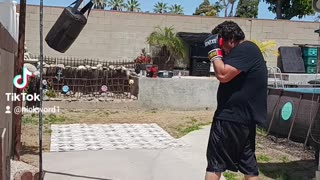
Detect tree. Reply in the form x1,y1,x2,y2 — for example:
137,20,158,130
124,0,141,12
169,4,184,14
93,0,107,9
146,26,187,70
108,0,125,11
220,0,237,17
263,0,314,19
153,2,168,13
193,0,222,16
235,0,259,18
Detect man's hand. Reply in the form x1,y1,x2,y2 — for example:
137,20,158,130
204,34,240,83
204,34,223,61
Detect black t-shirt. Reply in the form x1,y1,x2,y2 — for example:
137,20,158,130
214,41,268,127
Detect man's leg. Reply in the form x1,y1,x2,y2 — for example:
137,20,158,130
205,172,221,180
206,120,231,180
239,125,260,180
244,175,259,180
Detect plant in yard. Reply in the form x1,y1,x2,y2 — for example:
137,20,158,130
146,26,187,69
134,48,151,64
45,88,57,98
252,39,278,58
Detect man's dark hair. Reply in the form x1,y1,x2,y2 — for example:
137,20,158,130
211,21,245,42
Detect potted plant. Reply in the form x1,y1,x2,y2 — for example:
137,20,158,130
134,48,152,74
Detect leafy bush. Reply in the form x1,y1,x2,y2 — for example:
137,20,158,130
252,39,278,58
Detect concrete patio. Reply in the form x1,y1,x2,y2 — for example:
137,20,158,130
43,124,226,180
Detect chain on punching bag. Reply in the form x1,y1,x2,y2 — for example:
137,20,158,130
45,0,93,53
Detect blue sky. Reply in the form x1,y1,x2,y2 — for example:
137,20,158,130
26,0,316,22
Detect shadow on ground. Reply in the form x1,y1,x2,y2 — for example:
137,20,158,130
21,145,39,156
44,170,113,180
259,160,317,180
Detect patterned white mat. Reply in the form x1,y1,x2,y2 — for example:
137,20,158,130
50,123,186,152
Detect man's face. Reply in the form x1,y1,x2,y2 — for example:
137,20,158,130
221,40,236,55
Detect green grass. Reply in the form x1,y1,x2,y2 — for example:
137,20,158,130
22,114,68,125
256,127,267,136
280,156,289,163
44,114,67,124
22,116,38,125
176,117,210,135
98,111,110,116
223,172,237,180
257,154,271,162
145,108,158,114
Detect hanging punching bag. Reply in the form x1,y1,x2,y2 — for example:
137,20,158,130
45,0,94,53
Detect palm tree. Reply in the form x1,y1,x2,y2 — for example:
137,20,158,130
125,0,141,12
93,0,107,9
147,26,187,69
108,0,125,11
169,4,184,14
153,2,168,13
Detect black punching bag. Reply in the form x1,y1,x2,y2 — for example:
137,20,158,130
45,0,94,53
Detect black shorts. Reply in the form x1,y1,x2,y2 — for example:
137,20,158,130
206,119,259,176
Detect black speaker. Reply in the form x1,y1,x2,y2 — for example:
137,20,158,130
190,56,210,76
45,0,93,53
277,46,305,73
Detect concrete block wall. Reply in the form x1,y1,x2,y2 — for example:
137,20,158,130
23,5,320,67
138,77,219,110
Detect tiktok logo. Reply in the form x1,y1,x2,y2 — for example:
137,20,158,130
12,67,34,89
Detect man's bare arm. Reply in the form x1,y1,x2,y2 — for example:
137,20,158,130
212,58,241,83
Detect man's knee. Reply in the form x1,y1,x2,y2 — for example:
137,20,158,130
244,175,259,180
205,171,221,180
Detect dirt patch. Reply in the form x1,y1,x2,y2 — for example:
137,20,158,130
226,133,317,180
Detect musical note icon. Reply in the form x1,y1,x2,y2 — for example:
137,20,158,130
13,67,34,90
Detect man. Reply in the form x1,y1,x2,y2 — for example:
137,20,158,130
204,21,268,180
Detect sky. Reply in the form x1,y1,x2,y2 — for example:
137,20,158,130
25,0,317,22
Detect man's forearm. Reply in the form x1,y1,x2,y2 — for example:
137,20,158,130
212,58,241,83
212,58,227,78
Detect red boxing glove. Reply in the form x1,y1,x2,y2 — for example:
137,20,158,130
208,48,223,61
204,34,223,61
